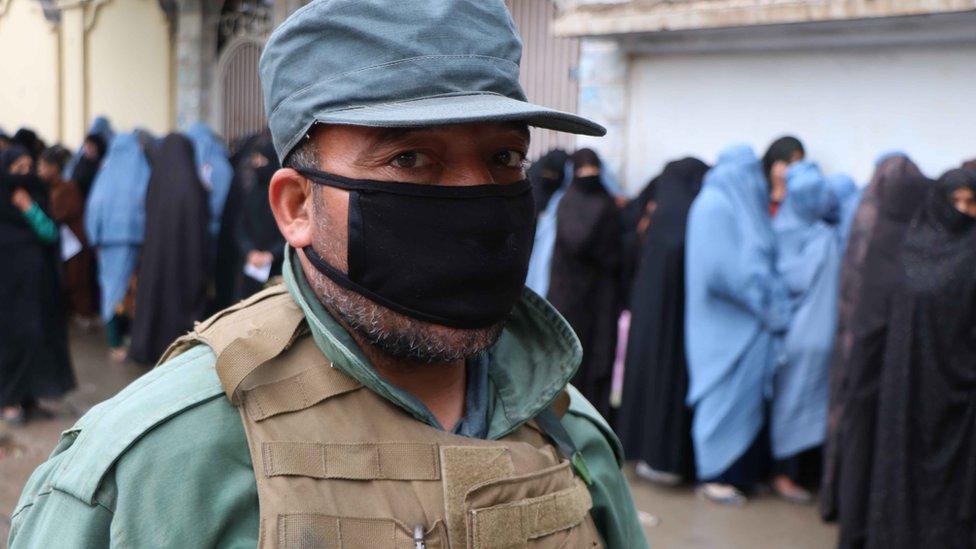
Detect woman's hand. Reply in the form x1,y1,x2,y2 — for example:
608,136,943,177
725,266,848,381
11,188,34,212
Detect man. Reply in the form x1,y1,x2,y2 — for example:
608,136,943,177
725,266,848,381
9,1,646,547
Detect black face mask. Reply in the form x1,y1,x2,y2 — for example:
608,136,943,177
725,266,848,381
298,169,536,329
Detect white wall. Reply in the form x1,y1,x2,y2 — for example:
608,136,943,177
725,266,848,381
623,43,976,191
0,0,60,143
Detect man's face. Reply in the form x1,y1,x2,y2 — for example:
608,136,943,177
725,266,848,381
282,122,529,363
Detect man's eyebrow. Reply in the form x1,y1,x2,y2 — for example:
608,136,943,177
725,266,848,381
357,123,530,163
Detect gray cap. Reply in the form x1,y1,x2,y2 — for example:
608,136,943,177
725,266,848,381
260,0,605,162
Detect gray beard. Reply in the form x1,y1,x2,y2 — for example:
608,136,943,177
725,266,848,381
307,268,504,364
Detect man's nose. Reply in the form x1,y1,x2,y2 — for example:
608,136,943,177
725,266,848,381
440,159,496,186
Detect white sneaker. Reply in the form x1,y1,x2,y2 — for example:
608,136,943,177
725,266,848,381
697,483,747,506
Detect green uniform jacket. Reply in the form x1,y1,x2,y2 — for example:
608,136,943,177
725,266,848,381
9,248,647,548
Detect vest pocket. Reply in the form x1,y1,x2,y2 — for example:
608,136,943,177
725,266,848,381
278,514,447,548
463,462,596,549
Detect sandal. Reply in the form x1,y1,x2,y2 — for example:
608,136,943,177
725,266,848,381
697,483,748,506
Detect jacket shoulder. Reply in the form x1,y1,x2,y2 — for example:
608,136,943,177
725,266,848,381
563,385,624,467
48,344,226,505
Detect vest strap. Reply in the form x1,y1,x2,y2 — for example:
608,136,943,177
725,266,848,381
278,514,447,549
533,407,594,485
468,481,593,548
217,322,305,404
263,441,442,481
244,365,362,421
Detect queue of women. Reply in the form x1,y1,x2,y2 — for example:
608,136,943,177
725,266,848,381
0,119,283,426
3,117,975,547
528,139,976,548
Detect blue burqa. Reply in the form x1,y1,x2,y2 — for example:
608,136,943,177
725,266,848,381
185,122,233,237
524,187,565,297
685,144,790,479
85,133,151,322
771,161,842,459
63,116,114,180
824,173,861,251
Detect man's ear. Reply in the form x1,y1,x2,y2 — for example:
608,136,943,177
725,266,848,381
269,167,313,249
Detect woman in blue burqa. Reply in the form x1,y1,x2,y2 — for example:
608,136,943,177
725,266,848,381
85,132,152,362
770,161,842,502
824,173,860,250
185,122,233,240
684,144,790,504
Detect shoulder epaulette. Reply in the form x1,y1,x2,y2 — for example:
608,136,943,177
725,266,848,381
566,385,624,467
51,345,223,505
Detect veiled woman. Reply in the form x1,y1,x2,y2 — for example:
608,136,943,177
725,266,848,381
866,169,976,548
0,147,74,424
617,157,707,485
684,144,790,504
235,137,285,300
67,117,113,198
129,134,210,365
85,133,152,360
831,155,929,545
185,122,233,239
547,148,622,420
770,161,841,501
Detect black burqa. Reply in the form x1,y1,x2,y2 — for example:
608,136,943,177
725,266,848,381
69,134,107,198
866,169,976,549
833,155,929,547
617,158,708,479
527,149,569,216
211,131,263,312
619,175,658,304
129,134,210,365
547,175,621,420
235,137,284,300
0,148,75,407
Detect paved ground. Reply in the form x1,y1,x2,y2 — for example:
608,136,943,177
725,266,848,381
0,328,838,547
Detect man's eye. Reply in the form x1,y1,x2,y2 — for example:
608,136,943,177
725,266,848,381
495,150,526,169
390,151,432,169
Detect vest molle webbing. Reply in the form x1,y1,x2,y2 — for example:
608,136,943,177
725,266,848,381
172,285,603,548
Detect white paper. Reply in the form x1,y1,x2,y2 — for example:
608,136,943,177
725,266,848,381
60,225,83,262
243,260,273,283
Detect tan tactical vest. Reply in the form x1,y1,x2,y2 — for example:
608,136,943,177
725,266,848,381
164,286,603,549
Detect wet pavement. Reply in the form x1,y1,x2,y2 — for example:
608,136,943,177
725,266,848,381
1,328,838,547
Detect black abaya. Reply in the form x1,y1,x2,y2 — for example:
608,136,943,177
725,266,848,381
234,138,284,300
0,164,75,407
211,131,264,312
527,149,569,216
617,158,708,479
129,134,210,365
833,155,929,546
547,175,621,419
619,176,658,304
866,169,976,549
69,134,106,198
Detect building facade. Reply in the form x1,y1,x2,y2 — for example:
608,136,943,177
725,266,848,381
556,0,976,192
0,0,583,158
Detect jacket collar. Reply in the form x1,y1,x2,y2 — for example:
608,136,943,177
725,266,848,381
282,245,581,438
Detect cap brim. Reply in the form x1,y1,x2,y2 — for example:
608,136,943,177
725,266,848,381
313,93,606,137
